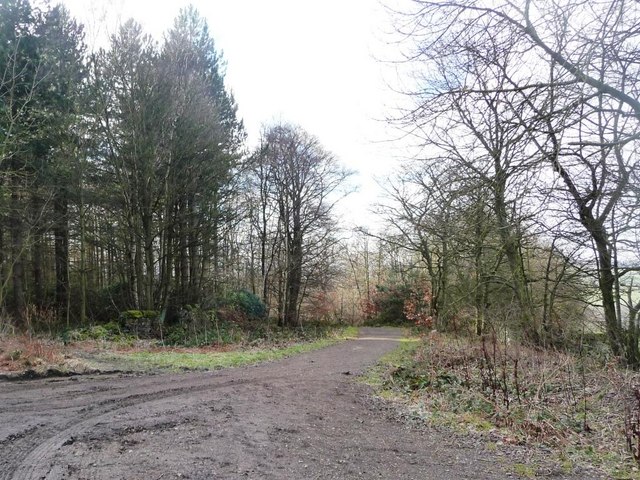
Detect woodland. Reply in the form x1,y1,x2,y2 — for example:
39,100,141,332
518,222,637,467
1,0,640,367
0,0,354,336
3,0,640,474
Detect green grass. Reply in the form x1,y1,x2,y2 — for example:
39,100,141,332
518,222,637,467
100,326,358,371
360,336,420,390
512,463,536,478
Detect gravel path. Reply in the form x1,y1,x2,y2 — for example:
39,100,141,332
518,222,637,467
0,327,594,479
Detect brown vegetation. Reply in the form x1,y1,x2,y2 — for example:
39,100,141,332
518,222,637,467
382,331,640,476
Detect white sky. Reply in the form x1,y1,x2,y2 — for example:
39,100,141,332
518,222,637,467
60,0,411,229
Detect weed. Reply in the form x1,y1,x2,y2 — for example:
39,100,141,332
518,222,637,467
24,305,58,335
0,336,64,372
8,349,22,361
513,463,536,478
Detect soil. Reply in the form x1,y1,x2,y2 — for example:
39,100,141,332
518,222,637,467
0,327,601,479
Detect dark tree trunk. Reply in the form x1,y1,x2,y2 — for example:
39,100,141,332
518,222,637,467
177,200,189,306
284,221,303,327
54,193,69,314
587,215,624,357
493,161,538,344
32,194,45,308
142,213,155,311
10,186,26,325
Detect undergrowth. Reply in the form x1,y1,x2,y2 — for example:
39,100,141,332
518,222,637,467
0,335,64,372
0,324,358,375
161,317,348,348
365,331,640,479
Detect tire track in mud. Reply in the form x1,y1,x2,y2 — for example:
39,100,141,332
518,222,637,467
7,377,269,480
2,331,380,480
0,372,288,480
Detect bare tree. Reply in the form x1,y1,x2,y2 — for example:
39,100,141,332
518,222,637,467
493,0,640,359
390,0,640,362
253,123,352,327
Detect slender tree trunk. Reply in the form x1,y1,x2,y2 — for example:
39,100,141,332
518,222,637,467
135,235,144,310
32,195,45,307
54,193,69,315
10,184,26,325
474,241,485,336
626,286,640,368
363,239,370,302
493,163,538,343
439,233,449,329
284,222,303,327
260,209,268,304
162,220,174,306
211,202,220,297
79,190,87,324
142,213,155,311
126,233,139,309
188,197,199,302
178,201,189,305
589,220,623,356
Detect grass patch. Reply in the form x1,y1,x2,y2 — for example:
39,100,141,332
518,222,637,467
512,463,536,478
360,336,420,391
98,326,358,371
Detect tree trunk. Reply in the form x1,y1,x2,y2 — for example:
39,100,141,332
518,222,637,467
474,241,485,337
178,201,189,305
143,213,155,311
32,195,45,308
10,185,26,326
79,194,87,324
588,217,624,357
493,162,538,344
284,222,303,327
54,193,69,316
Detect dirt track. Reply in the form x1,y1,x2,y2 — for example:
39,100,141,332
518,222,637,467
0,328,592,479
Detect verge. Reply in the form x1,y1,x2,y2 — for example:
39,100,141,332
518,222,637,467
360,332,635,479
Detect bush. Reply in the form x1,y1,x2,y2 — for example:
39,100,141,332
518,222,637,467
224,290,267,320
362,284,417,325
119,310,160,320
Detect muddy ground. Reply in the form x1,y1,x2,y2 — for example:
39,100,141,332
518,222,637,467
0,328,600,479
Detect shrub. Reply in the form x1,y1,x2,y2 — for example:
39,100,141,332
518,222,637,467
362,284,409,325
224,290,267,320
119,310,160,320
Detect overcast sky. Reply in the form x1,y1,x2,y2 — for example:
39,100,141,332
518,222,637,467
61,0,412,227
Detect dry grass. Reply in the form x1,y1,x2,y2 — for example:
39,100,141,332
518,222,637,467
0,335,65,372
382,332,640,478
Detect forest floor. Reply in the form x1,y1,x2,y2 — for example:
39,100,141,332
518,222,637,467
0,327,603,479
